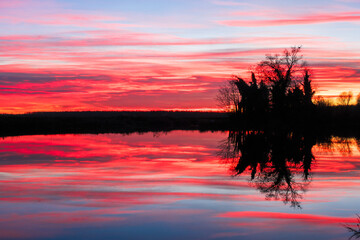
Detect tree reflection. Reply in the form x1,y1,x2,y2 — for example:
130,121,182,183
219,130,316,208
344,215,360,239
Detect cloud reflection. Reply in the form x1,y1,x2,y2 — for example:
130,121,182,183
0,131,360,239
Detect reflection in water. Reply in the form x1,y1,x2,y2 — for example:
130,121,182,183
319,136,357,156
345,215,360,239
219,131,316,208
1,132,360,239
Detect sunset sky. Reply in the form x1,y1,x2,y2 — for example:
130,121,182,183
0,0,359,113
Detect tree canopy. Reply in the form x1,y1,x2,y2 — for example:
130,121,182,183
217,46,315,126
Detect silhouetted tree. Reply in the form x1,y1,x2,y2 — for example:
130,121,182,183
357,93,360,106
302,69,315,106
219,46,315,126
216,80,240,113
232,73,269,124
338,91,353,106
256,47,310,112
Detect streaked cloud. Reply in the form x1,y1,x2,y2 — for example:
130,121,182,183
0,0,359,112
220,11,360,27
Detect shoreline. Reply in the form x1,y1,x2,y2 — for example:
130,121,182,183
1,110,360,138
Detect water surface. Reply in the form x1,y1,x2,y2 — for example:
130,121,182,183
0,131,360,240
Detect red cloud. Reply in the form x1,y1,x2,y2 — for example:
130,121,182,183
217,211,356,224
0,27,359,113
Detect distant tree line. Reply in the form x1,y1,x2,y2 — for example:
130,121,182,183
315,91,360,107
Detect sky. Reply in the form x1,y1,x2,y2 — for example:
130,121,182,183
0,0,359,113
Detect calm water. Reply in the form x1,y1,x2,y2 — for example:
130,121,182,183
0,131,360,240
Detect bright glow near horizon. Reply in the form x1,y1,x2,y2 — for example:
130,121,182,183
0,0,359,113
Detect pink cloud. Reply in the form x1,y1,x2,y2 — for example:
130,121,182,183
0,14,135,29
0,0,32,8
220,11,360,27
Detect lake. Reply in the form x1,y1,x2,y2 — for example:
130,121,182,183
0,131,360,240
